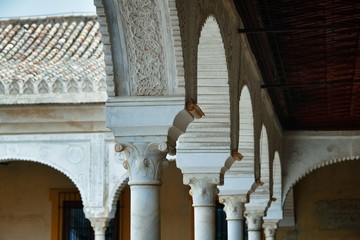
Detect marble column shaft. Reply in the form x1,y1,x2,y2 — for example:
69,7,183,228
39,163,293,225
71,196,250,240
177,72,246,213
117,142,168,240
90,218,109,240
263,221,278,240
245,211,264,240
184,174,221,240
220,196,246,240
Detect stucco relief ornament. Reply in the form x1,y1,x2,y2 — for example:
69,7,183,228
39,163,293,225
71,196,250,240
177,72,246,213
326,144,341,159
6,144,19,156
66,145,84,163
287,147,303,164
119,0,168,96
39,146,50,160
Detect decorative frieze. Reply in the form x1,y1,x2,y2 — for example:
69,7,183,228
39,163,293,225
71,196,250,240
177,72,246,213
0,16,107,104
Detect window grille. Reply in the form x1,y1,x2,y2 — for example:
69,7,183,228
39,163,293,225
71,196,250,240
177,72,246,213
215,203,227,240
58,191,119,240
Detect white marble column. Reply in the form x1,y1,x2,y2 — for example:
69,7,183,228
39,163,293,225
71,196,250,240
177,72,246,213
184,174,220,240
89,218,109,240
219,196,246,240
263,221,278,240
245,211,264,240
116,142,168,240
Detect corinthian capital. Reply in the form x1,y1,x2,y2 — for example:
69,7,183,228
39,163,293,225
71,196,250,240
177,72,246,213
183,173,221,207
219,195,247,220
263,221,278,239
245,210,265,231
115,142,169,185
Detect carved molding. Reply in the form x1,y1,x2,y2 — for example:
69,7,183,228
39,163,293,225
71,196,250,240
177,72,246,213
0,77,107,104
183,174,221,207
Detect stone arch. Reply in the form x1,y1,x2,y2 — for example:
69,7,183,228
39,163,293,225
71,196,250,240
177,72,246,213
176,16,232,174
0,158,82,198
264,151,282,220
0,150,86,205
221,85,255,190
218,84,255,197
106,147,129,218
0,133,120,215
282,133,360,202
284,155,360,202
260,124,270,187
237,85,255,178
245,125,271,213
175,0,240,105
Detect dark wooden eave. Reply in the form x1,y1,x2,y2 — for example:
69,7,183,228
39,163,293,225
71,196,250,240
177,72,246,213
235,0,360,130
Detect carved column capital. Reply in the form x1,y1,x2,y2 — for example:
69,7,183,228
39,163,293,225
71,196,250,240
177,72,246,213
245,210,265,231
183,173,221,207
89,217,109,240
263,221,278,239
219,195,247,220
115,142,169,185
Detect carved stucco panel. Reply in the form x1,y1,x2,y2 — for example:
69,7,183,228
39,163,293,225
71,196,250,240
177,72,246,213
118,0,168,96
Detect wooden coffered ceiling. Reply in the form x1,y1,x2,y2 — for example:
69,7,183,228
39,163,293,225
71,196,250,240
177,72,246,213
235,0,360,130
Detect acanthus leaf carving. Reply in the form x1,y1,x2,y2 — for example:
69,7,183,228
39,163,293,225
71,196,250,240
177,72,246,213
115,142,169,183
184,174,221,207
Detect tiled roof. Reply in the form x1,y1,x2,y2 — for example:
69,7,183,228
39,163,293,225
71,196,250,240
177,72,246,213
0,15,106,104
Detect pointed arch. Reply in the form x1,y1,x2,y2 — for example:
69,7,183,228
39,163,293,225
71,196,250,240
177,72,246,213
260,124,270,186
177,16,232,173
0,133,116,210
264,151,283,220
237,85,255,177
0,158,84,202
245,125,271,212
219,85,255,195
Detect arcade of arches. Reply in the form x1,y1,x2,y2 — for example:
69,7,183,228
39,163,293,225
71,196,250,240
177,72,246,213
0,1,359,240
